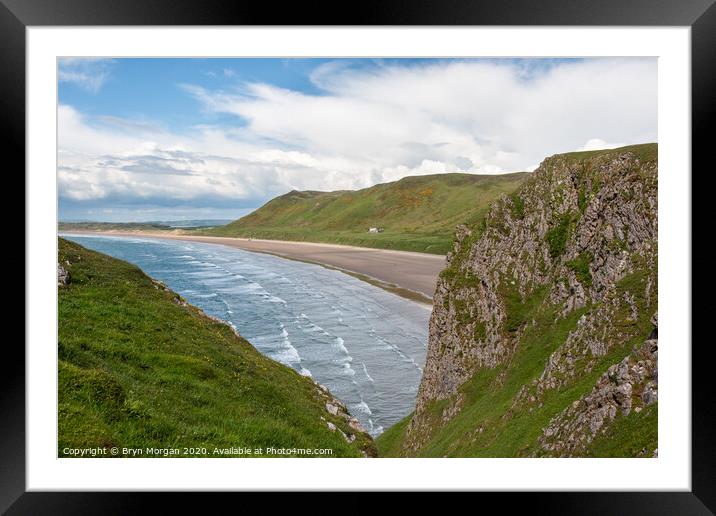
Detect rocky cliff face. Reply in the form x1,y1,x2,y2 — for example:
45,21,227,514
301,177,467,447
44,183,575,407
539,312,657,457
398,144,657,457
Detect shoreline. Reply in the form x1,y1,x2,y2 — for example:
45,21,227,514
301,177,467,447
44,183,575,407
61,230,446,306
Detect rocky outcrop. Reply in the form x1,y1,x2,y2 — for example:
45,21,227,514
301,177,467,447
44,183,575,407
401,145,657,454
539,312,657,456
58,263,70,286
317,385,373,453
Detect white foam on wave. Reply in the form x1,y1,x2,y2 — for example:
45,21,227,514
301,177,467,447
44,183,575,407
192,292,218,299
270,323,305,370
236,282,263,292
328,305,344,321
352,399,373,416
370,330,424,374
334,337,356,377
266,294,287,304
220,298,233,315
295,314,358,379
296,313,331,337
231,274,286,304
362,363,375,383
335,336,349,354
341,362,356,376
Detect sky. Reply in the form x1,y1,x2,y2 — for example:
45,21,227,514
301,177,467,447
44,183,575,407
58,57,657,222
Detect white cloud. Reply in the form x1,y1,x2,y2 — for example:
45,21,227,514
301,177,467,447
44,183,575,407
58,58,114,93
57,105,362,207
59,58,657,215
184,58,656,177
577,138,626,151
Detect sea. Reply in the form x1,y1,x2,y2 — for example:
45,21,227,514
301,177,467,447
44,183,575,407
61,234,431,436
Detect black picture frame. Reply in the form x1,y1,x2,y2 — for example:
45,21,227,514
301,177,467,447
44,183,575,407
5,0,712,511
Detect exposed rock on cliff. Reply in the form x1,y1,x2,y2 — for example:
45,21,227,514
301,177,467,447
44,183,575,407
58,263,70,286
539,312,657,456
379,144,657,457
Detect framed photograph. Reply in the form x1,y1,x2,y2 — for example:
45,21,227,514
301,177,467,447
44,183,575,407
7,0,712,509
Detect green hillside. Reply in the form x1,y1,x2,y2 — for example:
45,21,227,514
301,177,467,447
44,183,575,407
377,144,658,457
58,221,173,232
58,238,375,458
205,172,528,254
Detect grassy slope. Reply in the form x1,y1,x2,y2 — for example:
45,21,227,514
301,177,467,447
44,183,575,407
378,291,652,458
377,144,657,457
585,403,658,458
59,222,173,232
58,238,374,457
205,172,528,254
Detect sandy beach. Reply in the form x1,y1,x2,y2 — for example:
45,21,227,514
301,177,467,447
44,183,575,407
65,231,447,302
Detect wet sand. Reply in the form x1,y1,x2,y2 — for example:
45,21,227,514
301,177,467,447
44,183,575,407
65,231,447,302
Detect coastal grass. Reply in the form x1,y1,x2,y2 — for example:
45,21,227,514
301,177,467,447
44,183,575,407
378,248,656,458
58,238,374,458
378,301,654,458
560,143,658,164
378,144,658,458
584,403,658,458
210,228,451,254
203,172,528,255
378,305,588,457
375,414,412,457
58,221,174,232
